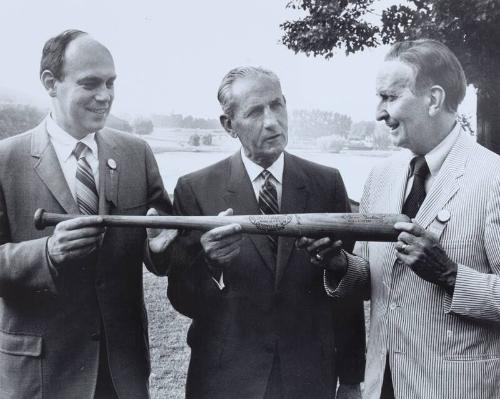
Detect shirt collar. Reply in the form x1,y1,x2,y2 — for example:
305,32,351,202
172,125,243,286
46,114,97,161
240,148,284,184
422,122,461,177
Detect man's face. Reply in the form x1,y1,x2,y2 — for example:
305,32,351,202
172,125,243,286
228,75,288,167
52,36,116,139
376,60,432,154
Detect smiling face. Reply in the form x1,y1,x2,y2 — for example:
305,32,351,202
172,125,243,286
375,60,434,154
51,36,116,139
226,75,288,168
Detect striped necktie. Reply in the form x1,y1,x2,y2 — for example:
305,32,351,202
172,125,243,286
402,155,430,219
74,142,99,215
258,170,279,253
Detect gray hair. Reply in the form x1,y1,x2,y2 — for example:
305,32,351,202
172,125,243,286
385,39,466,113
217,66,281,117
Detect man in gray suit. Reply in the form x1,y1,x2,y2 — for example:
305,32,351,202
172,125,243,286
0,30,176,399
307,39,500,398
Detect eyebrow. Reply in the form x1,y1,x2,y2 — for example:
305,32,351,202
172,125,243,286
76,75,117,84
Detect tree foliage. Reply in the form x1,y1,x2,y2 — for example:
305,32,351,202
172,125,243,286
290,109,352,138
281,0,500,153
133,117,154,135
0,104,44,139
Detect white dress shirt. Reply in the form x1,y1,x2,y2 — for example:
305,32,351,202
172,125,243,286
46,115,99,201
240,148,284,208
405,122,461,198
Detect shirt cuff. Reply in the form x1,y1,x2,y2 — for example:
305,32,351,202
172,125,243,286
211,272,225,290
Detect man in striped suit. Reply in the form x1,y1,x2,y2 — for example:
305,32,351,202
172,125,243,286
307,39,500,398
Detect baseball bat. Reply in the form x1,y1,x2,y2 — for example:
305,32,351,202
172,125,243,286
34,208,409,241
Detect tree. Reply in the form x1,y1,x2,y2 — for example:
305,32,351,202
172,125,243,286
0,104,44,139
133,117,154,135
290,109,352,138
281,0,500,154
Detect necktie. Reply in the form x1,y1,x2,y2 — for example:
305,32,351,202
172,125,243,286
74,142,99,215
258,170,279,254
402,156,430,218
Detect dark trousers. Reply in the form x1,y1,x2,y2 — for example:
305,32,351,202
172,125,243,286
94,336,119,399
380,357,395,399
263,349,284,399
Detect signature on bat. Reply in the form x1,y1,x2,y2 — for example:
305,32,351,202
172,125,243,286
249,215,293,232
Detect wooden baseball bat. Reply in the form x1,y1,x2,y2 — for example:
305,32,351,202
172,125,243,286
34,208,409,241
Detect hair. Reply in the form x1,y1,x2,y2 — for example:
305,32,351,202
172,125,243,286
385,39,466,112
217,66,281,117
40,29,88,80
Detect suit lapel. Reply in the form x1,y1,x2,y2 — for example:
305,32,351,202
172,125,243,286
31,123,79,214
95,130,119,215
223,152,276,273
416,130,472,229
275,153,307,287
382,151,413,271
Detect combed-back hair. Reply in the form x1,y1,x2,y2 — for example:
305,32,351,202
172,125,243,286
217,66,281,117
40,29,88,80
385,39,466,112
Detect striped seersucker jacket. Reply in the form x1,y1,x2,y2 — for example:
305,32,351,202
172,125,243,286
332,129,500,399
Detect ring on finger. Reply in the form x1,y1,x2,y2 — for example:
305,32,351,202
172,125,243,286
400,243,408,252
315,252,323,261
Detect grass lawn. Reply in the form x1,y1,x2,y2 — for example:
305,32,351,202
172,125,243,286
144,269,369,399
144,270,190,399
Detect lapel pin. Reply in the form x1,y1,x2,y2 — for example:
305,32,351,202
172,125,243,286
107,158,117,170
437,209,451,223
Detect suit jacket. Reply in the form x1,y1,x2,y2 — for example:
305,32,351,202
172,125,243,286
0,121,172,399
168,151,366,399
334,130,500,399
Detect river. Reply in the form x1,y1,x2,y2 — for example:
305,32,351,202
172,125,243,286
154,149,395,202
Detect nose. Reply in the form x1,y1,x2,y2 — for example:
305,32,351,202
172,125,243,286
263,107,278,130
95,85,113,103
376,102,388,122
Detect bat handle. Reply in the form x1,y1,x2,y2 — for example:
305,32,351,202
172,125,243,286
34,208,47,230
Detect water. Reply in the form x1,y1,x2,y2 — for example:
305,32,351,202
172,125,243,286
155,149,393,202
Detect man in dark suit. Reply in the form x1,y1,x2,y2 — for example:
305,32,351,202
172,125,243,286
167,67,365,399
0,30,176,399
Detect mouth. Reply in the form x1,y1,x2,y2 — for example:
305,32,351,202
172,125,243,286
87,108,109,115
386,120,399,131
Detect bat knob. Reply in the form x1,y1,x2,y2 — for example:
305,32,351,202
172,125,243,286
34,208,46,230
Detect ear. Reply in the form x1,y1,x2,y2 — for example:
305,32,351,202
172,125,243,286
220,114,237,138
40,70,58,97
428,85,446,117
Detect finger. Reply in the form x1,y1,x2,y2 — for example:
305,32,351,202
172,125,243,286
211,241,242,258
306,237,332,253
317,240,344,258
61,235,104,251
146,208,159,217
56,226,106,241
56,216,104,231
215,246,241,263
217,208,234,217
394,222,425,237
203,224,242,241
295,237,315,249
396,231,420,245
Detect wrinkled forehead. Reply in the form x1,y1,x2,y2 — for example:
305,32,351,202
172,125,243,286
376,60,415,93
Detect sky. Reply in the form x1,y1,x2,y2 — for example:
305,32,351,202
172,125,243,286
1,0,476,123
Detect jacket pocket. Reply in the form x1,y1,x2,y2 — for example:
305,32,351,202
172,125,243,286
0,331,42,399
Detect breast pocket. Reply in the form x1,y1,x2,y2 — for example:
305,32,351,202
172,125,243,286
0,331,43,399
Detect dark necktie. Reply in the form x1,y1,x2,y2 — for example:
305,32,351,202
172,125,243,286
74,142,99,215
258,170,279,253
402,156,430,218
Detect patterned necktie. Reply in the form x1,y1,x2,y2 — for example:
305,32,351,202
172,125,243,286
402,156,430,218
74,142,98,215
258,170,279,254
